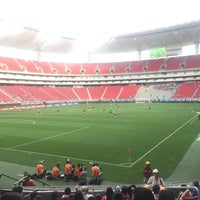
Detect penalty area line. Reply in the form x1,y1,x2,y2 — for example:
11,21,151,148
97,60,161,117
10,126,90,149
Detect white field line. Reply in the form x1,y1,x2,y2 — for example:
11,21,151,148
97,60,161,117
0,115,197,168
129,114,198,168
0,147,122,167
10,126,89,149
0,119,78,127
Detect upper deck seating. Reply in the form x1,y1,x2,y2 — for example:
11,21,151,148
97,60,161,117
128,60,147,73
0,56,22,71
113,62,130,74
146,58,165,72
165,57,186,71
66,63,82,74
184,55,200,69
97,63,114,74
81,63,98,74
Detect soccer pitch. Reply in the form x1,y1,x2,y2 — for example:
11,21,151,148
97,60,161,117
0,102,199,187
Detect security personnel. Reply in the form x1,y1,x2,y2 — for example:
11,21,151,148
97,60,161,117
91,163,100,178
52,162,61,179
142,161,152,183
36,160,47,179
65,159,73,181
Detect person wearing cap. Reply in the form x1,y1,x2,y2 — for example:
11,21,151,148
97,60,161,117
36,160,47,179
147,169,165,189
142,161,153,183
81,186,94,200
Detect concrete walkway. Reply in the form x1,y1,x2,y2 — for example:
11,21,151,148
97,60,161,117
166,133,200,184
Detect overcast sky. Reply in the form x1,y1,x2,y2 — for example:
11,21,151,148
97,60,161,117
1,0,200,38
0,0,200,61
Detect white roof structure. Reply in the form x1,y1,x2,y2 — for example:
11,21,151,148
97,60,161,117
0,0,200,60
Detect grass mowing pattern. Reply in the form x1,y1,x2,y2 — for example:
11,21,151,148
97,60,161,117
0,102,199,185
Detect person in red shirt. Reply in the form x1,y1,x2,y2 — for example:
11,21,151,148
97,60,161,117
22,174,36,186
142,161,152,183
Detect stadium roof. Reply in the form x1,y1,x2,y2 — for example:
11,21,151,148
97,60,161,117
0,0,200,55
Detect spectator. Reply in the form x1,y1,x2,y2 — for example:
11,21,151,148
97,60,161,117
1,192,24,200
81,186,94,200
60,187,72,200
73,190,84,200
158,190,175,200
121,186,130,200
133,187,154,200
101,187,113,200
178,188,198,200
127,184,136,200
152,184,160,200
112,192,123,200
192,181,200,197
115,185,121,193
142,161,152,183
147,169,165,189
50,191,59,200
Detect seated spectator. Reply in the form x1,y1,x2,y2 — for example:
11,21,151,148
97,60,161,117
60,187,72,200
112,192,123,200
81,186,94,200
178,188,198,200
101,187,113,200
152,184,160,200
121,185,130,200
133,187,154,200
158,190,175,200
50,191,59,200
73,190,84,200
1,192,24,200
192,181,200,197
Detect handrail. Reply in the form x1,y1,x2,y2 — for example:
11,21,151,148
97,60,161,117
0,173,18,182
0,173,49,187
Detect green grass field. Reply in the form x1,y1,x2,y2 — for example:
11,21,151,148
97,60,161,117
0,102,200,188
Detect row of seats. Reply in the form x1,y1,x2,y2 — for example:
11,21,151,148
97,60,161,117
0,83,200,104
0,85,140,103
0,55,200,75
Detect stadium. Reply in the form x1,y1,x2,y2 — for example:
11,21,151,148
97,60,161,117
0,0,200,199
